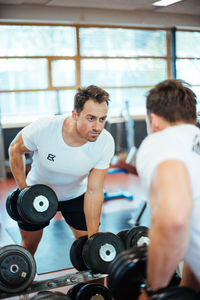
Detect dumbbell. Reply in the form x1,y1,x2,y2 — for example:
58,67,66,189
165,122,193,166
67,282,112,300
70,232,125,274
30,291,71,300
6,184,58,224
0,244,36,293
107,246,182,300
149,286,199,299
117,225,150,248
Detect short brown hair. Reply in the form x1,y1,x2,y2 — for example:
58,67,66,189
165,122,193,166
146,79,197,123
74,85,110,114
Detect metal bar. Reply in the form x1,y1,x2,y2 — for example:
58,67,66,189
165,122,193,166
170,27,177,79
135,202,147,226
0,271,106,299
0,107,6,180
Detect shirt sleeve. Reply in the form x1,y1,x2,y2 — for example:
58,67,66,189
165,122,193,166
136,132,186,191
94,131,115,170
21,118,46,151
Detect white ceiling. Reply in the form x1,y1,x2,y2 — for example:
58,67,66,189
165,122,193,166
0,0,200,16
0,0,200,28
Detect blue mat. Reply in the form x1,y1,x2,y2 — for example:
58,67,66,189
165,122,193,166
6,201,150,274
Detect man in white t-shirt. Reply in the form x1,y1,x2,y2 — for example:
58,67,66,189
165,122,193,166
9,85,115,256
136,79,200,299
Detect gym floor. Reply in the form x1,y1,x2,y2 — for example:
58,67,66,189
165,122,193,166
0,171,145,299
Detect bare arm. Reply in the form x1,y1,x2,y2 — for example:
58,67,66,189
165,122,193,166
84,168,108,237
180,262,200,291
147,160,193,291
9,132,32,190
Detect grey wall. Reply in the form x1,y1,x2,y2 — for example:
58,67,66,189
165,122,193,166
3,120,147,161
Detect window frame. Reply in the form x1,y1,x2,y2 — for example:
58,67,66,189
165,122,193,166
0,23,173,125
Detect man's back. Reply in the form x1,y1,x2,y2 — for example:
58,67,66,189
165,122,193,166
136,123,200,280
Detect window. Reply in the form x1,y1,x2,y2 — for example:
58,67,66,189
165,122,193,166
79,27,168,118
0,25,76,56
0,25,77,124
0,25,169,124
0,58,48,90
79,27,166,57
176,30,200,110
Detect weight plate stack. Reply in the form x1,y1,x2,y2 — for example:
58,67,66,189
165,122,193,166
76,283,112,300
82,232,125,274
70,236,89,271
17,184,58,224
117,229,129,248
149,286,200,300
0,245,36,293
31,291,71,300
67,283,87,300
6,188,23,223
107,246,147,300
125,226,150,248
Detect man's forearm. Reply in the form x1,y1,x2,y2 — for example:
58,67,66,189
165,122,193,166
9,151,27,190
147,223,190,291
84,190,104,237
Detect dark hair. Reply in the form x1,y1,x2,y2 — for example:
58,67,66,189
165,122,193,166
146,79,197,123
74,85,110,114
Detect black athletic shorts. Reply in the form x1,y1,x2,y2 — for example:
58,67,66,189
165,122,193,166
18,194,87,232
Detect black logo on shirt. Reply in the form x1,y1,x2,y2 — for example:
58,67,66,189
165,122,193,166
47,153,56,161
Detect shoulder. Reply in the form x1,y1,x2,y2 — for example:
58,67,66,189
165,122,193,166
99,129,114,142
97,129,115,151
136,129,183,189
138,127,182,156
137,130,167,158
25,115,64,130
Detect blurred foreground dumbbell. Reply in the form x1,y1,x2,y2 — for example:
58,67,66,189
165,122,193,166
107,246,187,300
6,184,58,224
30,291,71,300
0,244,36,293
117,225,150,248
67,282,112,300
149,286,199,299
70,232,125,274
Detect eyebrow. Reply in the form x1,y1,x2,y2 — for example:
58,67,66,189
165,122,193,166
86,114,107,118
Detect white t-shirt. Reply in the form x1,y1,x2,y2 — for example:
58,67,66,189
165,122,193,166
22,116,115,201
136,124,200,280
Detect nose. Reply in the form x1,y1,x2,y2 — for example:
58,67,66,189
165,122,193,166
92,120,101,131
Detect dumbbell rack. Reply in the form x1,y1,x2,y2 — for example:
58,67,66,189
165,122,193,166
0,270,106,299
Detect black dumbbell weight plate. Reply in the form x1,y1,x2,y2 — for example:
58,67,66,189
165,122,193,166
70,236,89,271
168,271,181,287
32,291,71,300
111,259,145,300
106,248,133,289
117,229,129,248
6,188,23,222
107,246,147,300
150,286,200,299
17,184,58,224
126,226,149,248
82,232,125,274
67,283,87,300
76,283,112,300
0,244,36,293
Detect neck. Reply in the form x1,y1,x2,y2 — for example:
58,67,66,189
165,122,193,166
62,118,87,147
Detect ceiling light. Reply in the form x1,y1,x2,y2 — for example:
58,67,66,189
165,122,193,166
152,0,183,7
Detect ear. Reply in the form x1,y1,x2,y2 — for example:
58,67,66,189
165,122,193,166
150,113,161,132
72,110,78,121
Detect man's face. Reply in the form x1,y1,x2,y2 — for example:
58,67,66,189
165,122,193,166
74,99,108,142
